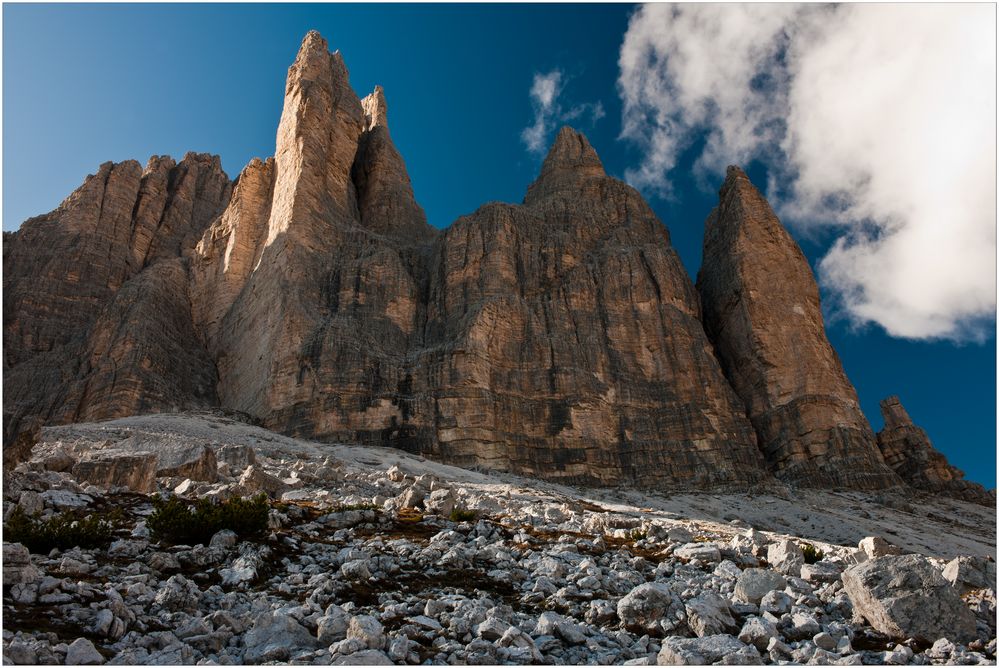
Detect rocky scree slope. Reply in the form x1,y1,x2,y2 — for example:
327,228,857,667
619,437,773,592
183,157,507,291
1,413,996,665
2,31,990,502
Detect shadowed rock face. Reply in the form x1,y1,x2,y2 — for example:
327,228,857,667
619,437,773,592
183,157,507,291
696,166,900,490
3,153,231,441
3,31,982,498
876,396,993,505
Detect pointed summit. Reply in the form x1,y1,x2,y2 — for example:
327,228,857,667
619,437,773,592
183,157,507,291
697,166,900,490
541,126,604,175
266,30,363,246
524,127,605,204
287,31,337,88
352,85,434,242
879,395,914,430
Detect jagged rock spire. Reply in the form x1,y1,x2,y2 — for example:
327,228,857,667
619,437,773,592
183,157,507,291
193,31,433,429
539,126,605,177
10,29,970,500
697,165,900,490
352,85,435,242
361,85,388,131
265,30,363,247
879,395,914,430
425,124,770,490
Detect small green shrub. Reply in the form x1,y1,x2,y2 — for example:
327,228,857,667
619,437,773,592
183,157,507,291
147,494,269,546
801,543,824,564
334,503,380,512
449,508,477,522
629,530,648,542
4,507,120,554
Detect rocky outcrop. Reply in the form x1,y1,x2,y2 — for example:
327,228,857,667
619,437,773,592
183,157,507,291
876,396,993,505
191,32,437,451
842,554,978,643
696,166,900,490
188,35,768,490
71,451,158,493
353,85,435,244
190,157,275,351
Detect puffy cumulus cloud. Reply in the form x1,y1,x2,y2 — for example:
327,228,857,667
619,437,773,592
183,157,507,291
522,70,604,154
618,4,996,341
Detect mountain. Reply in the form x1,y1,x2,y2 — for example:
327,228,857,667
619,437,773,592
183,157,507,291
2,31,988,502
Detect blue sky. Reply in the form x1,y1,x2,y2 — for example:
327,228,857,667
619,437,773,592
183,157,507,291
4,4,995,487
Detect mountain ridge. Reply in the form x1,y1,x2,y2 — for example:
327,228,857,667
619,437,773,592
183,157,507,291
3,31,991,504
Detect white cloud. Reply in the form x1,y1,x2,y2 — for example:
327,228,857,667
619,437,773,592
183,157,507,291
522,70,604,154
618,4,997,341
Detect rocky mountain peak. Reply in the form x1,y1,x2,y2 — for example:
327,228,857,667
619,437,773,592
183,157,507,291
143,155,177,175
541,126,605,177
723,163,749,183
879,395,914,430
3,30,987,505
523,127,606,204
876,395,993,504
265,31,363,248
287,30,337,87
706,164,787,246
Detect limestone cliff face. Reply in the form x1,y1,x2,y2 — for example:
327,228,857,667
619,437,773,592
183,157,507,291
696,167,901,490
353,86,435,245
3,154,231,440
876,397,993,505
3,31,982,497
408,129,769,487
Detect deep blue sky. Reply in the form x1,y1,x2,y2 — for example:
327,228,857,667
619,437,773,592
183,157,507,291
4,4,995,487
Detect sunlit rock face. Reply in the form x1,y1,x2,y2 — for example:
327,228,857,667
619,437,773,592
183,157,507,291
189,31,437,444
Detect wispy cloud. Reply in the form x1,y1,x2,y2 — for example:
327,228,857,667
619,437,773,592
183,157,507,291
618,4,996,341
522,70,604,154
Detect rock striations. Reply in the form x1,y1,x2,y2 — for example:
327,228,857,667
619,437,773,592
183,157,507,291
189,32,437,451
2,31,985,501
697,166,900,491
